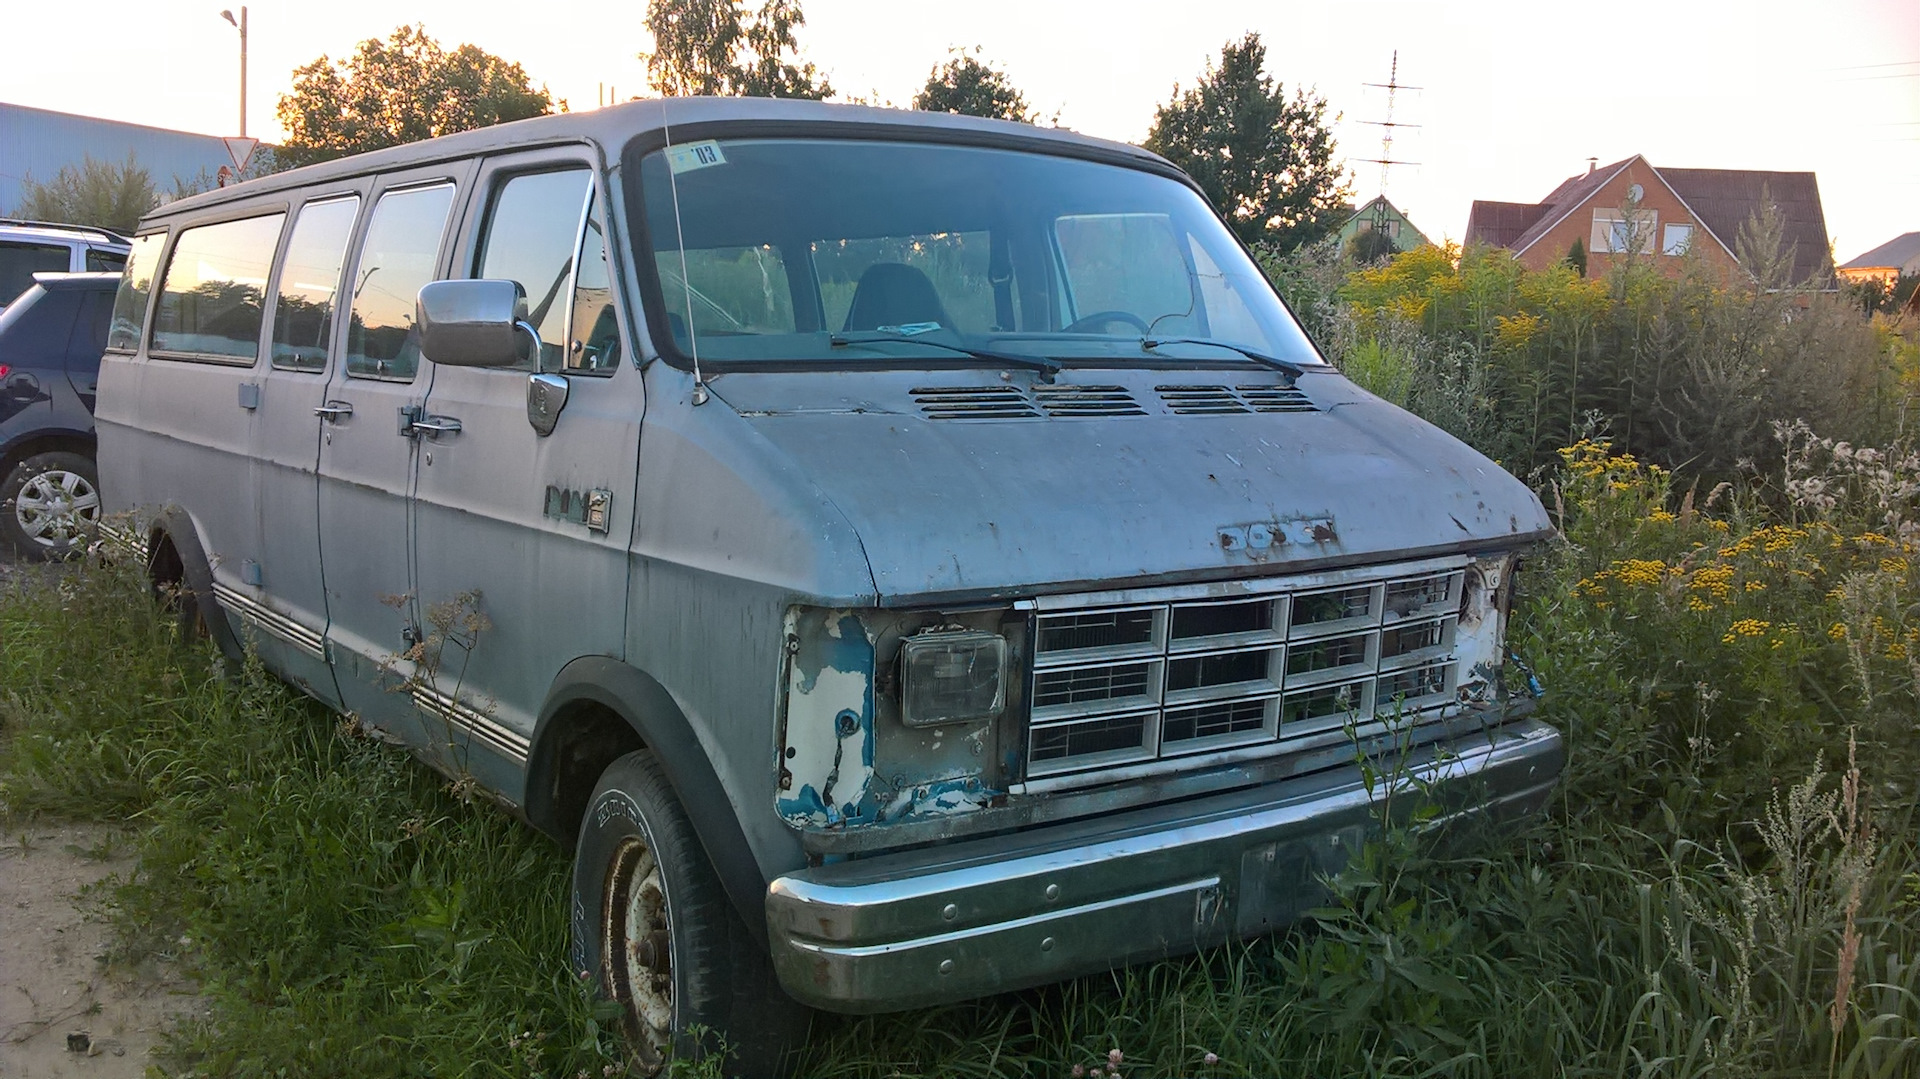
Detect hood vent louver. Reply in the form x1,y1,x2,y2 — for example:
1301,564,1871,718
910,386,1041,420
1157,384,1317,414
1032,384,1145,417
910,383,1314,420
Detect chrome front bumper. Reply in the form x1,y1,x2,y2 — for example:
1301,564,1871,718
765,718,1562,1012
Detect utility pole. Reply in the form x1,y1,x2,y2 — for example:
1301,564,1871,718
220,7,248,137
1355,51,1421,242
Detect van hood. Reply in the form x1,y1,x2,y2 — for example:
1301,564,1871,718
708,368,1553,604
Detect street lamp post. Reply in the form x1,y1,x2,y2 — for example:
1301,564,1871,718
219,7,247,138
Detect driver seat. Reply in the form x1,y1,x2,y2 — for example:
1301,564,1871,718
841,263,952,332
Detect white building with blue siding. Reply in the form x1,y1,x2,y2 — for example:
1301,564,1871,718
1,102,246,215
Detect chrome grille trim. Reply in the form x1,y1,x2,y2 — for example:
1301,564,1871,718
1020,557,1469,789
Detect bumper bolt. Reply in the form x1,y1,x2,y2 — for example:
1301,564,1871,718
941,903,958,921
1043,883,1060,902
938,958,954,975
1040,936,1055,952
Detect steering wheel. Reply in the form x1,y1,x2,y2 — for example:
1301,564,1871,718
1062,310,1150,334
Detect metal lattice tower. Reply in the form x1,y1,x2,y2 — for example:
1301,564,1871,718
1354,51,1422,235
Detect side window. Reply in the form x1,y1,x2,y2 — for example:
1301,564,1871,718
150,214,286,363
346,183,455,380
86,248,128,273
270,197,360,372
0,241,71,308
567,195,620,374
1055,214,1197,334
107,233,166,352
474,168,591,371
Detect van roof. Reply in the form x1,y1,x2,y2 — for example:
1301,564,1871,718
143,97,1175,228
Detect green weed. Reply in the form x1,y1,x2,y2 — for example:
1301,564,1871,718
4,431,1920,1077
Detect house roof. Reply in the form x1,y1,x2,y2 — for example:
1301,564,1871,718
1658,168,1832,286
1841,231,1920,273
1506,156,1636,257
1464,201,1551,248
1467,155,1834,285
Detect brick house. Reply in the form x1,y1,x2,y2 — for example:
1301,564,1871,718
1465,155,1834,286
1838,232,1920,289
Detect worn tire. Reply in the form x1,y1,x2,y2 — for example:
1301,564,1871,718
0,451,100,560
571,749,807,1076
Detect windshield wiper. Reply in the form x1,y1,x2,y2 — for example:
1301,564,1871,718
830,331,1062,377
1138,336,1308,378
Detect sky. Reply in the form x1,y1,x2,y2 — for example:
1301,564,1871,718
5,1,1917,261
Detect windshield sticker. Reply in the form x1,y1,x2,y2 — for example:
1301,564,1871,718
876,322,941,336
666,141,727,174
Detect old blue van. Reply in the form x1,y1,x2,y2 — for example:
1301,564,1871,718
97,97,1562,1072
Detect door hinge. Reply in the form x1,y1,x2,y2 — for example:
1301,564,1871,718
398,404,425,437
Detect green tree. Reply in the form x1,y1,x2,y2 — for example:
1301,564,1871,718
1144,33,1350,251
912,49,1033,122
276,25,555,168
1565,237,1587,277
12,153,156,233
644,0,831,99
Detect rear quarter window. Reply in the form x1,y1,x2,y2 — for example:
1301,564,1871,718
150,214,286,364
0,241,71,308
0,287,83,367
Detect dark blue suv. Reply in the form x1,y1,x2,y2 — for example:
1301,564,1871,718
0,272,118,558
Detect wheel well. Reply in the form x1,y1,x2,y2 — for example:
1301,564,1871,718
538,700,645,844
0,432,95,481
146,527,185,595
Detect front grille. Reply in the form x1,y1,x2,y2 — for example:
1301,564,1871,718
1025,564,1465,781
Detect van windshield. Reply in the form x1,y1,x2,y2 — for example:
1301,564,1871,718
632,137,1325,369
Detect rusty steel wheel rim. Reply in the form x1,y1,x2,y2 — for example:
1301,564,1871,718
602,834,672,1070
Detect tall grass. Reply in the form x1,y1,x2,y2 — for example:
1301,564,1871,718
5,427,1920,1076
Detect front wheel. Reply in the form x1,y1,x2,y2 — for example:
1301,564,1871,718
571,749,806,1076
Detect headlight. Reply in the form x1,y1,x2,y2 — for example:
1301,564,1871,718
900,628,1007,727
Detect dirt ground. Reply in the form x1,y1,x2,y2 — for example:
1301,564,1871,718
0,824,204,1079
2,549,206,1078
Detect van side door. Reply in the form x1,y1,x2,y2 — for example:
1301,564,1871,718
409,152,641,796
316,165,471,740
246,191,364,703
139,209,286,625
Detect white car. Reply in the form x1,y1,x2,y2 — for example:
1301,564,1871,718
0,220,131,309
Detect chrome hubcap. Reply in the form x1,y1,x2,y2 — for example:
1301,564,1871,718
14,469,100,548
603,835,672,1069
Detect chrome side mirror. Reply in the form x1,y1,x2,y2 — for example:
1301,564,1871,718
418,279,537,368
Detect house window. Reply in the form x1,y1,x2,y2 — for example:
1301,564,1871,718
1592,208,1658,254
1662,223,1695,256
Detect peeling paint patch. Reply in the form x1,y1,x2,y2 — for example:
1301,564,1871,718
777,610,876,828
